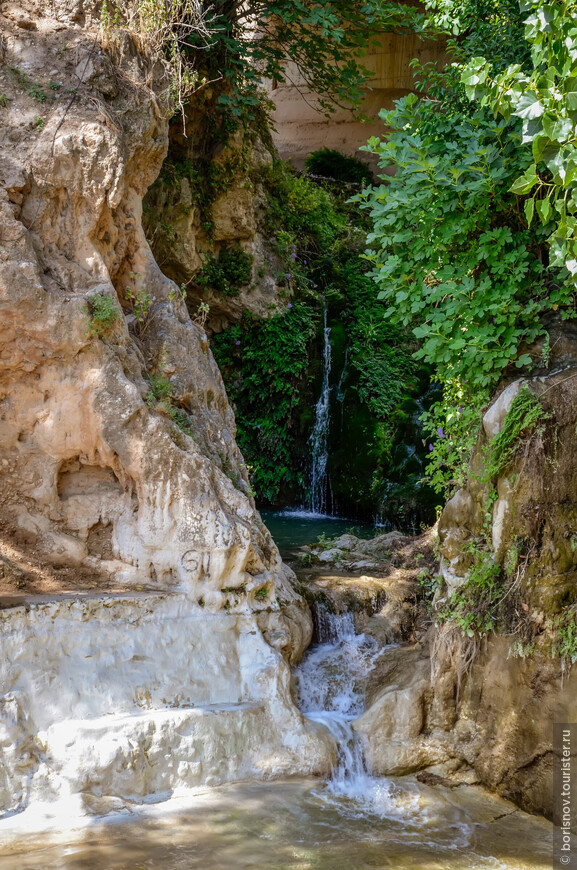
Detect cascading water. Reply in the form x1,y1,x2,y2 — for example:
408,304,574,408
294,605,388,803
335,345,348,434
308,297,332,515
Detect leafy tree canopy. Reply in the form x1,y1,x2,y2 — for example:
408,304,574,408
462,0,577,283
356,0,576,496
187,0,421,117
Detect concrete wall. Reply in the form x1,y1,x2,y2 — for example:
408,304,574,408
268,32,446,171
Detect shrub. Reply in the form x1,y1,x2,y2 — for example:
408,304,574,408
87,293,120,341
483,387,546,481
438,547,504,637
305,148,374,186
195,245,253,297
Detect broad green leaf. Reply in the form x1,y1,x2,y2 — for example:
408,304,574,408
512,93,545,121
542,113,574,142
536,197,552,223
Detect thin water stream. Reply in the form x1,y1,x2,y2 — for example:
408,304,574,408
309,297,332,515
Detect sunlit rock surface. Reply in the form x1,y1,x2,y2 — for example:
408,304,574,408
0,595,331,821
0,0,329,830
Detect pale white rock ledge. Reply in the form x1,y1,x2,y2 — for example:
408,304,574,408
0,593,333,840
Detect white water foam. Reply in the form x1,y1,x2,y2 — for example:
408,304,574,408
294,609,388,803
274,509,341,520
295,607,474,849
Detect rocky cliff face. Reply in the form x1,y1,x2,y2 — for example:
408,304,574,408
352,326,577,819
0,0,331,830
142,116,288,335
0,0,310,643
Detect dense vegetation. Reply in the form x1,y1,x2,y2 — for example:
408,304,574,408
211,161,434,523
357,0,577,498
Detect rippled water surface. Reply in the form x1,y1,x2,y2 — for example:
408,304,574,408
0,778,552,870
260,509,378,558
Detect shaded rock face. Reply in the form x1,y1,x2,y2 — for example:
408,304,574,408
355,629,577,820
352,325,577,820
0,0,329,828
143,121,286,335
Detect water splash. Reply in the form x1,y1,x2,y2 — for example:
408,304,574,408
294,607,388,802
309,298,331,514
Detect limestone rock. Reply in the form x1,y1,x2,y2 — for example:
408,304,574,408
211,184,256,242
0,596,333,818
482,379,523,439
0,0,320,828
0,1,308,635
355,644,451,775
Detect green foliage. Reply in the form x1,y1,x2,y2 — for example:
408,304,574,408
439,546,504,636
186,1,420,124
420,383,482,496
356,0,572,498
305,148,374,186
167,404,194,436
10,67,46,102
0,94,12,108
418,568,440,601
212,159,433,517
345,259,419,421
552,613,577,665
124,276,154,334
195,245,253,297
358,100,556,394
260,161,346,249
211,302,316,502
145,372,195,440
86,293,120,341
482,386,545,480
412,0,531,116
33,115,44,131
462,0,577,283
146,374,173,404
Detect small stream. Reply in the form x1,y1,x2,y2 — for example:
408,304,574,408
294,608,387,805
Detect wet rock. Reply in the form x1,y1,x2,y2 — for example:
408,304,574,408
317,547,344,563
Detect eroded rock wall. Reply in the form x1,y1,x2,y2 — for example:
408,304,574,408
353,324,577,819
143,118,287,335
0,0,330,826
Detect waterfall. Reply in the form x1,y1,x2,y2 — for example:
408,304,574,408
309,298,332,515
294,605,388,799
335,345,348,435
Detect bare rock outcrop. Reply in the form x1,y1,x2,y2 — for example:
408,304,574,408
353,325,577,819
143,116,289,334
0,1,335,832
0,0,310,656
